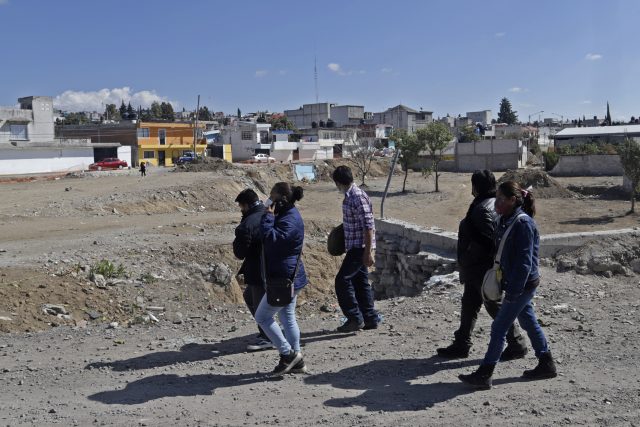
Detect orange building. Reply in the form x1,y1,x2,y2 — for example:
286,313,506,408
137,121,206,166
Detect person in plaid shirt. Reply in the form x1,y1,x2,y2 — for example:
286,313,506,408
332,166,381,332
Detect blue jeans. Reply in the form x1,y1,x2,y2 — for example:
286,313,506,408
255,289,301,355
483,289,550,365
335,248,378,324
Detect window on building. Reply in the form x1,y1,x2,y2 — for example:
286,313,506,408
10,124,28,140
137,128,150,138
143,151,155,159
241,131,253,140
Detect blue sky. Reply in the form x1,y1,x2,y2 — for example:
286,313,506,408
1,0,639,121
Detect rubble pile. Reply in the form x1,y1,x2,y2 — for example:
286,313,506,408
555,232,640,276
499,168,578,199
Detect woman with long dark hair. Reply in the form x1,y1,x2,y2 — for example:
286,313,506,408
255,182,308,375
459,180,556,389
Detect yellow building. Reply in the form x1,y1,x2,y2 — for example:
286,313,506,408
137,121,206,167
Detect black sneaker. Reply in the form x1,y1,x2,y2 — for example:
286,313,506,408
363,313,383,330
522,351,557,380
290,357,308,374
337,319,364,333
458,364,495,390
272,351,303,376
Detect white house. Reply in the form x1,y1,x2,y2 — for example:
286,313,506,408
554,124,640,149
222,122,272,162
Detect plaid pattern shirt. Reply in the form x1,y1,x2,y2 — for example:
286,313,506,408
342,184,376,251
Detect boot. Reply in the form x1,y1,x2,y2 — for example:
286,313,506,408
500,344,528,361
458,364,495,389
522,351,557,380
436,342,470,359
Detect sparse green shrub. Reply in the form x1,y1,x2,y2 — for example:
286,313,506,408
90,259,126,278
543,151,559,171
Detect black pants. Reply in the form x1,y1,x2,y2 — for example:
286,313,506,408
454,278,526,349
243,285,267,339
335,248,378,324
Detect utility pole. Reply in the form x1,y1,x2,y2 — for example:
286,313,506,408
193,95,200,157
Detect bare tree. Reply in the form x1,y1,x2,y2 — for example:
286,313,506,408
344,130,377,186
618,136,640,213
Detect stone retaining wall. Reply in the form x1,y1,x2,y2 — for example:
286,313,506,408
372,218,637,299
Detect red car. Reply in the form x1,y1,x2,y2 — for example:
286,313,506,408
89,158,128,171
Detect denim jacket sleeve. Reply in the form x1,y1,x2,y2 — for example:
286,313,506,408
502,217,534,300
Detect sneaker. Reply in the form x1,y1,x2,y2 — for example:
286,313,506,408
458,364,495,390
337,318,364,333
363,313,383,330
272,350,303,375
247,338,275,352
290,357,308,374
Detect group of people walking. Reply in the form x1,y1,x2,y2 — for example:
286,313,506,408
232,165,556,387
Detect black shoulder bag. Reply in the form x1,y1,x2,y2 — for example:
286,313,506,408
261,246,301,307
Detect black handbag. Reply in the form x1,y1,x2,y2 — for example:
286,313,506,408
261,247,301,307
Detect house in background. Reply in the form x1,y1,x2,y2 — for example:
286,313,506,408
221,122,272,162
372,105,433,133
1,96,128,175
136,121,206,167
553,124,640,149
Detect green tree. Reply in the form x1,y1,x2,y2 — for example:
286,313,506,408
150,102,162,119
237,108,242,118
103,103,119,121
269,115,296,131
391,129,421,193
416,122,453,192
62,112,90,125
198,106,213,121
160,102,175,121
458,124,481,143
605,102,612,126
344,131,378,187
618,137,640,213
126,102,134,116
119,101,127,118
497,97,518,124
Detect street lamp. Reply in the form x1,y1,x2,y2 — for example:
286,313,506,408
528,110,544,125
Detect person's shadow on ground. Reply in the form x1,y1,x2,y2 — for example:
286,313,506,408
304,356,524,412
88,372,274,405
85,329,356,372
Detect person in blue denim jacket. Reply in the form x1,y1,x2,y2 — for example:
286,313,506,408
459,180,557,389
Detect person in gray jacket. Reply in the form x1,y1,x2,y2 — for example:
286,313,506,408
437,170,527,360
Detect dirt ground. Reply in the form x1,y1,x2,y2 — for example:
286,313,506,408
1,164,639,426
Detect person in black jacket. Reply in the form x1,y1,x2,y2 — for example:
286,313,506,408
233,189,274,352
437,170,527,360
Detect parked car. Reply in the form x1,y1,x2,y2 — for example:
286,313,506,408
88,158,128,171
176,151,198,165
252,153,276,163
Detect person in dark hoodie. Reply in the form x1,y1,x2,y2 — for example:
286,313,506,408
459,181,557,389
437,170,527,360
255,182,308,375
233,189,274,352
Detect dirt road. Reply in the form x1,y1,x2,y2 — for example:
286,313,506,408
1,165,639,426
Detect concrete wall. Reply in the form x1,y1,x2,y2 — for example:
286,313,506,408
455,139,526,172
117,146,132,166
0,146,94,175
550,154,624,176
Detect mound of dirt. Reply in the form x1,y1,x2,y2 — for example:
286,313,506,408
314,158,400,182
555,232,640,276
173,157,236,173
498,168,578,199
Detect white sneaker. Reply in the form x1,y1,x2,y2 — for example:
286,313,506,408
247,338,275,352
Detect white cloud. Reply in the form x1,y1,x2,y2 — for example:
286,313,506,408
0,0,9,5
495,32,506,38
278,69,288,75
381,68,393,73
358,70,366,75
581,100,592,104
328,63,342,73
585,53,602,61
53,87,175,112
509,87,528,93
254,69,268,78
